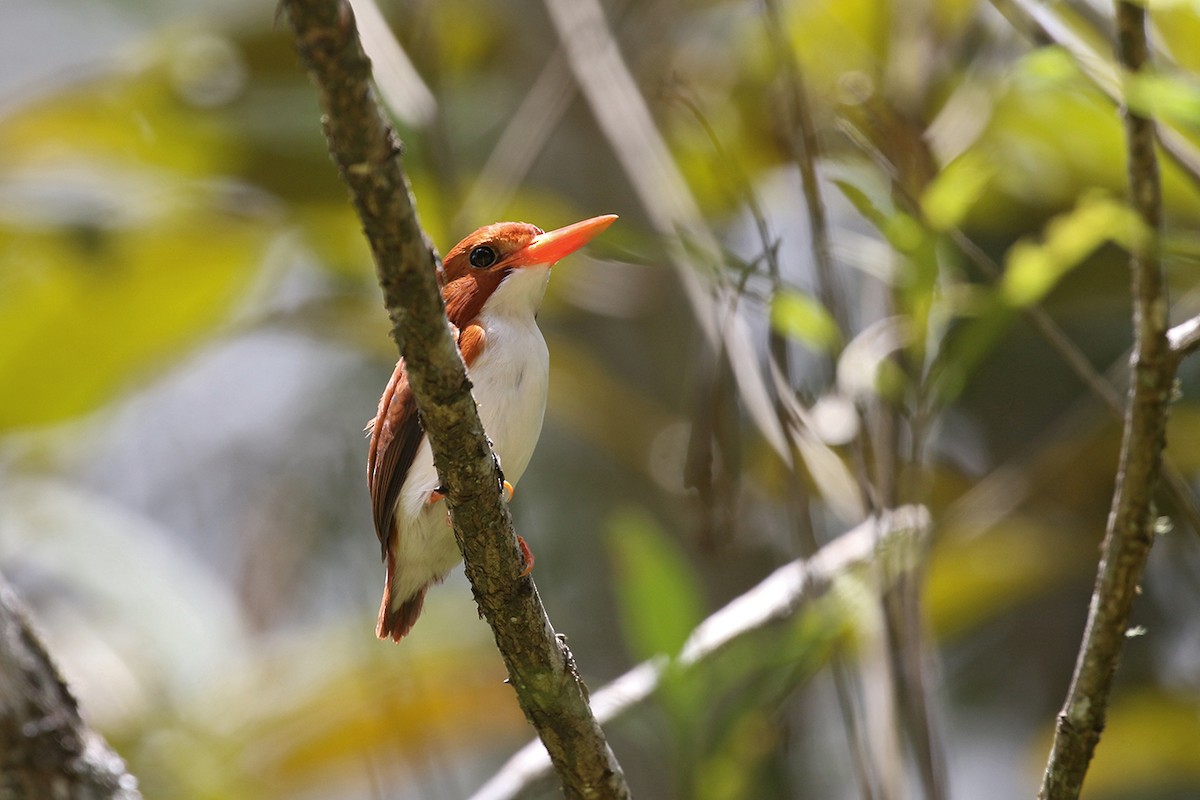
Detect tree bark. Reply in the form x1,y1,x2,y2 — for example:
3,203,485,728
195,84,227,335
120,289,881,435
281,1,629,797
1038,4,1173,797
0,573,141,800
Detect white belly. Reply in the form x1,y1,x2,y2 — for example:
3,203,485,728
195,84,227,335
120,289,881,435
390,311,550,598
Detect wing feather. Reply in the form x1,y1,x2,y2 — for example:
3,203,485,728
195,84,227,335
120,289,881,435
367,321,488,564
367,359,423,560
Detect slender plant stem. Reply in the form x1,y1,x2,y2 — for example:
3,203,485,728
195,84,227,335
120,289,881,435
1038,4,1172,797
281,2,628,797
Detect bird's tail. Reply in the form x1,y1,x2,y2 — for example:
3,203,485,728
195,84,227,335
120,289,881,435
377,584,427,642
376,549,428,642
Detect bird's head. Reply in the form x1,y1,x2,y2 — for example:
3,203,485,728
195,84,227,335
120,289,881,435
441,214,617,325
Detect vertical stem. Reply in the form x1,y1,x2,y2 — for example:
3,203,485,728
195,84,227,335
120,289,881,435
1038,4,1171,797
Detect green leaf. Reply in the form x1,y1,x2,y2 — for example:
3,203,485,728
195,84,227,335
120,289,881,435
1125,71,1200,127
608,508,704,660
833,176,892,231
1000,191,1145,307
769,290,841,351
921,150,997,231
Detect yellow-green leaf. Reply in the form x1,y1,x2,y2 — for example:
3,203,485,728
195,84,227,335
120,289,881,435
1001,192,1144,307
921,150,997,231
770,290,841,351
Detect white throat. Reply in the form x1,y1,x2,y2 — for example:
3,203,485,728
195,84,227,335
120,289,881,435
483,265,552,319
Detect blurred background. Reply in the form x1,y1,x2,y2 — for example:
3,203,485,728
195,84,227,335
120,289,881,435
3,0,1200,797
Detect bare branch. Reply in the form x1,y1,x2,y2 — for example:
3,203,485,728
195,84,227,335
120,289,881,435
470,506,930,800
0,573,141,799
280,2,627,796
1039,4,1173,797
1168,314,1200,358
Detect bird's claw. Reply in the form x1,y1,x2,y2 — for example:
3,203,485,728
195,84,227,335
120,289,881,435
516,535,535,578
503,480,514,502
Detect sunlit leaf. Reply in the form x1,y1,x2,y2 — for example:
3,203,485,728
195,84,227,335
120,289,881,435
784,0,888,98
1125,71,1200,127
1000,191,1145,307
921,149,997,231
769,289,841,351
834,174,893,232
1155,5,1200,73
608,508,704,660
883,212,929,255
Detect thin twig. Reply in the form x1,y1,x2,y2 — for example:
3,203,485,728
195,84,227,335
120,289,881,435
1167,313,1200,357
455,49,575,229
1038,4,1172,797
541,0,800,473
470,507,931,800
761,0,849,340
763,3,946,790
840,116,1200,540
281,3,628,797
725,9,891,793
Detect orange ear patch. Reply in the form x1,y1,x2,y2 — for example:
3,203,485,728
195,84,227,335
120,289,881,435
457,322,487,368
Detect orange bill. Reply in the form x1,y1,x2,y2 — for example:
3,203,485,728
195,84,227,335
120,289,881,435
509,214,618,268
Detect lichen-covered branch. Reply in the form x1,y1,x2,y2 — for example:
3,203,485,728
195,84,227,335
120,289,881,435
281,2,628,797
1038,4,1171,797
0,573,141,800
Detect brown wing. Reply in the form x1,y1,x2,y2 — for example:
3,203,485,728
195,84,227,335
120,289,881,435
366,322,488,562
367,358,424,561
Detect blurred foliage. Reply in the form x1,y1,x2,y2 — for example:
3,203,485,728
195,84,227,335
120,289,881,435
608,507,704,661
3,0,1200,798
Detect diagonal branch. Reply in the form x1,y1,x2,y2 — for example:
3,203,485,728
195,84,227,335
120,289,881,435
1167,313,1200,358
1038,4,1172,797
280,2,628,797
470,506,930,800
0,572,141,799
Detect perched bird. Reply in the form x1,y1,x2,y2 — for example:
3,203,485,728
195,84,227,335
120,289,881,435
367,215,617,641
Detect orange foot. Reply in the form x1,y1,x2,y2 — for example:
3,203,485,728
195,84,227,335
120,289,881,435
426,488,452,526
503,480,514,502
516,535,535,578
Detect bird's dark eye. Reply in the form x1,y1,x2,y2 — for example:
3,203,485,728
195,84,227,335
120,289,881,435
469,245,497,269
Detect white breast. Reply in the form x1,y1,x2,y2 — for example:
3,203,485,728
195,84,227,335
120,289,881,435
391,266,553,598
